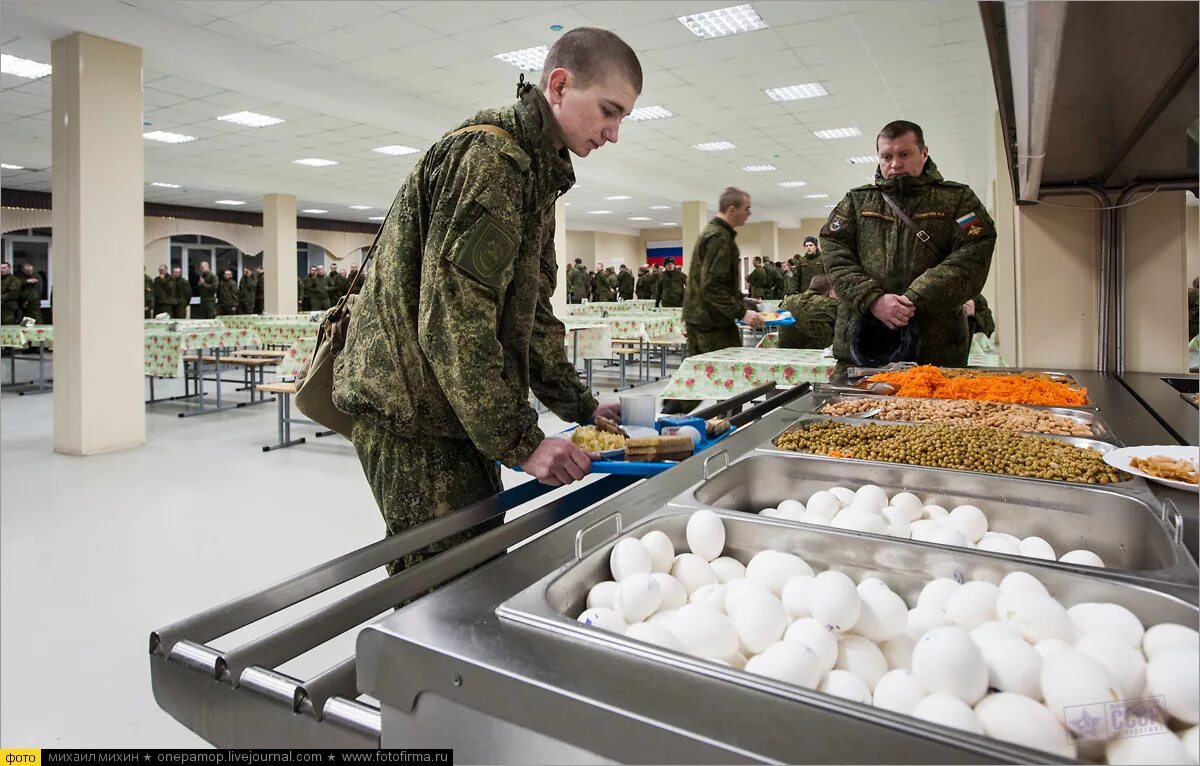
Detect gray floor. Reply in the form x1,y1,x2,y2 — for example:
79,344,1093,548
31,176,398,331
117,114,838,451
0,355,648,747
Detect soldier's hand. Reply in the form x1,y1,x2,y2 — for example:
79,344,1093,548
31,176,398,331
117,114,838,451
742,310,766,329
524,438,595,486
591,402,621,423
870,293,915,330
962,299,976,316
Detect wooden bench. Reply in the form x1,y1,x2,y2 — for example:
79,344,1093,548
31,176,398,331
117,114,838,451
256,381,336,451
184,354,276,405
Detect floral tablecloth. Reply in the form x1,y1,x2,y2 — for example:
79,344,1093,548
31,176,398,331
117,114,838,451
145,328,263,378
754,332,1008,367
563,315,677,342
0,324,54,348
660,347,836,399
144,319,226,332
564,300,656,315
219,312,325,330
563,323,612,361
255,320,322,346
277,336,317,380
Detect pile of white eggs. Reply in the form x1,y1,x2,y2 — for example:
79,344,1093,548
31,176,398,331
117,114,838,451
577,510,1199,764
759,483,1107,568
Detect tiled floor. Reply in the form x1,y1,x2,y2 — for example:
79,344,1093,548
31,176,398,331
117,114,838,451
0,357,649,747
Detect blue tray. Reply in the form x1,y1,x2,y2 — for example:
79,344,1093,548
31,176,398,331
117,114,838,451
739,310,795,327
516,424,737,477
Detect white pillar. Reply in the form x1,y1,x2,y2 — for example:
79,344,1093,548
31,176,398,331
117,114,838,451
263,193,297,313
551,196,568,316
759,220,779,264
51,33,145,455
681,201,708,264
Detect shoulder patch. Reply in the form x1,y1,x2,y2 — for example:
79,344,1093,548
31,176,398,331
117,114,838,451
452,211,519,289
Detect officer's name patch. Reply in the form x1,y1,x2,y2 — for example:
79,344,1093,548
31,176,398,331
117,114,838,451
829,214,847,232
956,212,980,231
453,211,518,289
914,211,949,220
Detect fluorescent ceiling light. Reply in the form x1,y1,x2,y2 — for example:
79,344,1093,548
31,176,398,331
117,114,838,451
605,195,632,200
777,180,808,188
764,83,827,102
803,193,829,199
825,204,837,209
649,205,671,210
627,105,674,121
587,210,612,215
144,130,196,144
214,200,245,206
0,54,52,79
743,164,776,172
348,205,372,210
373,145,419,156
660,222,678,226
293,158,338,167
218,111,284,128
495,45,548,72
628,216,651,221
1,163,25,170
150,181,181,188
302,209,328,214
847,155,878,164
814,127,862,140
564,203,571,206
678,4,768,39
694,141,735,151
368,216,385,221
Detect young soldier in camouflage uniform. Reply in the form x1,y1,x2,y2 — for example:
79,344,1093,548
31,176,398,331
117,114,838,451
797,237,825,292
780,260,798,296
566,258,590,302
634,265,652,298
333,27,638,575
594,265,618,301
1,263,22,324
237,267,257,314
779,274,839,349
152,264,173,318
218,270,239,315
17,263,43,323
255,266,266,312
747,257,769,299
655,258,686,307
617,264,634,300
170,267,191,319
821,120,995,367
766,261,783,299
346,264,363,295
307,265,331,310
195,261,218,319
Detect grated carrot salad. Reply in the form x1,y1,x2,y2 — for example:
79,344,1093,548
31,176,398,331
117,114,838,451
868,365,1089,406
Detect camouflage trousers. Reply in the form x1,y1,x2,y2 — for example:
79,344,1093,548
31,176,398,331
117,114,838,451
350,417,503,577
662,322,743,414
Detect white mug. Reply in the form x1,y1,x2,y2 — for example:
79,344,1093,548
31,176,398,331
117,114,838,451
620,395,657,428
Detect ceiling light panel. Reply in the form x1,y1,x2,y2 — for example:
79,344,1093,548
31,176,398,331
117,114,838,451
678,4,768,40
217,111,285,127
694,141,736,151
649,205,671,210
1,163,26,170
743,164,776,172
495,45,548,72
144,130,197,144
803,193,830,199
0,54,52,79
764,83,828,102
587,210,612,215
605,195,632,200
846,155,878,164
293,158,339,167
368,216,385,221
372,145,419,156
214,200,245,206
814,127,862,140
150,182,181,188
629,216,651,221
301,209,328,214
348,205,372,210
627,105,674,121
777,181,808,188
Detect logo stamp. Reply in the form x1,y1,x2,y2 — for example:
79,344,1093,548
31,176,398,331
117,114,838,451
1064,696,1169,742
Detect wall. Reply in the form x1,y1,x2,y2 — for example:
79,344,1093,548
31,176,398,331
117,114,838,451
1124,190,1188,372
778,220,827,257
595,231,641,268
566,230,596,270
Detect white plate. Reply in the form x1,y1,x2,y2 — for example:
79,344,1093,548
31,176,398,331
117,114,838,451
1103,445,1199,493
553,425,660,460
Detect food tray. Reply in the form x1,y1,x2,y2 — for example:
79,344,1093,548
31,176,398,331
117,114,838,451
740,310,794,327
800,390,1118,443
766,414,1135,487
497,509,1198,762
842,365,1081,387
668,452,1194,587
517,425,738,477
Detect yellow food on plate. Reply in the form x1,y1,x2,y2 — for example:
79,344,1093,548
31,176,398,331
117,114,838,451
1129,454,1199,484
570,426,626,452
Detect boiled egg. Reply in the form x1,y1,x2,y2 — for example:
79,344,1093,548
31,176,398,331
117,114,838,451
873,669,928,715
889,491,925,521
1058,549,1105,568
1067,602,1145,648
744,641,824,688
974,693,1076,759
667,604,739,659
780,575,815,620
686,510,726,562
980,637,1043,700
917,578,961,611
946,505,988,544
784,618,839,674
879,633,915,671
912,693,984,735
777,499,806,520
854,484,890,512
853,579,908,643
945,581,1000,631
836,634,889,691
587,580,619,611
610,538,653,581
615,572,663,622
906,607,951,642
625,622,685,652
709,556,747,584
911,626,988,705
670,553,719,595
829,486,856,507
1143,623,1200,660
1018,536,1056,561
731,595,790,654
805,490,841,520
577,607,627,634
651,573,688,611
688,583,727,612
640,530,675,573
1146,648,1199,725
808,570,862,632
922,504,949,520
996,591,1075,644
746,550,814,596
819,669,872,705
1040,649,1122,724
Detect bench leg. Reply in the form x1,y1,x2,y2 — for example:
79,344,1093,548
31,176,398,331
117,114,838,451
262,392,306,451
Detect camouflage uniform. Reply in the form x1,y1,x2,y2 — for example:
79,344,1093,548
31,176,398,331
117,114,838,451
143,274,154,319
778,289,838,349
152,274,174,317
655,268,686,307
566,264,590,303
780,268,798,296
820,158,995,367
255,271,266,312
2,273,22,324
634,267,652,298
967,292,995,337
196,270,218,319
308,274,331,310
766,265,782,299
297,277,309,310
217,277,238,315
682,218,745,358
617,268,635,300
171,275,191,319
333,84,597,575
797,251,825,292
747,265,769,298
347,268,363,295
594,269,617,301
328,270,347,304
238,273,258,314
18,272,42,323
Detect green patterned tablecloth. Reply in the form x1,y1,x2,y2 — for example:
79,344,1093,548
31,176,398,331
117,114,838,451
661,347,836,399
563,315,678,341
144,319,227,332
0,324,54,348
564,300,656,315
563,323,611,361
277,336,317,379
145,328,263,378
219,312,325,330
255,320,322,346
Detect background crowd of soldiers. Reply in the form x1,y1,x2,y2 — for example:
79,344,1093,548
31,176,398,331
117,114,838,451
142,260,362,318
565,258,688,307
0,262,46,324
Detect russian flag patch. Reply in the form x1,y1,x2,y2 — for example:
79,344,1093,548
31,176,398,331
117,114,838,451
956,212,980,231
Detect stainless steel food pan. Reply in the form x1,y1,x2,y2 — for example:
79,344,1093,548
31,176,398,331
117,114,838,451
839,366,1082,387
671,452,1194,587
498,509,1198,763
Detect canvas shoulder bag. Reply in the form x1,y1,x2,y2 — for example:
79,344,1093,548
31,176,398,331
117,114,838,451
294,123,516,436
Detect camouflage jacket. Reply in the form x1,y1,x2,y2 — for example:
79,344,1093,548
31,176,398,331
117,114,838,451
778,289,838,349
656,268,686,307
682,218,743,329
334,85,596,467
747,266,769,298
197,271,217,303
635,270,654,299
968,292,995,337
797,251,825,292
820,158,995,366
142,274,153,309
566,265,589,300
18,273,42,307
781,270,798,296
307,274,330,299
766,266,782,298
218,278,238,307
5,274,28,306
594,270,618,301
617,270,634,299
152,275,174,306
237,275,256,306
171,276,192,305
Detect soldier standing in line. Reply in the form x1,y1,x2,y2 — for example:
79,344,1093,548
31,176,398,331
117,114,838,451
143,272,154,318
255,266,266,313
218,270,239,315
17,263,43,323
634,265,652,298
1,263,22,324
747,256,769,299
333,27,637,575
616,264,634,300
170,266,191,319
779,274,839,349
797,236,825,290
328,264,346,305
766,260,783,299
654,256,686,307
821,120,995,367
593,263,617,301
780,260,798,296
308,264,331,310
152,264,174,318
589,261,604,301
566,258,589,303
238,267,257,314
195,261,218,319
346,263,363,295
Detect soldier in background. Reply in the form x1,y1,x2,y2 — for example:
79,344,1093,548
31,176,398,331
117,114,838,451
195,261,217,319
779,274,839,349
964,293,995,338
255,266,266,313
238,267,257,314
143,272,154,318
566,258,589,303
170,266,191,319
797,236,825,291
655,256,687,307
152,264,174,318
766,260,783,299
298,274,309,311
780,260,798,296
617,264,634,300
747,256,769,299
593,263,617,301
1,263,22,324
17,263,42,323
634,265,652,298
308,264,331,310
346,263,363,295
218,270,239,315
328,264,346,304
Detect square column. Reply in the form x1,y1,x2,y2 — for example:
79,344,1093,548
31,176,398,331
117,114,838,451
262,193,297,313
681,201,708,263
51,33,145,455
758,221,779,264
551,196,568,316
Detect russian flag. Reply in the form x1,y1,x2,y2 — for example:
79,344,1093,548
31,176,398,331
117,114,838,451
955,212,980,231
646,239,684,267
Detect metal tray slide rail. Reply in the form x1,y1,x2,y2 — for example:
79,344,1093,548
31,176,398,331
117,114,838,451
497,508,1199,764
668,452,1194,592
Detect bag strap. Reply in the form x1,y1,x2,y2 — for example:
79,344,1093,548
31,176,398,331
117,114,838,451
880,192,946,260
326,124,516,319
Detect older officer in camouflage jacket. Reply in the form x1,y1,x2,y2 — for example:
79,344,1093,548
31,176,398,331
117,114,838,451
566,258,589,302
334,28,638,575
821,120,995,367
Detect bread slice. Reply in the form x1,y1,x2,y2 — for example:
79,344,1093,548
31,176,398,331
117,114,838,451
625,435,694,462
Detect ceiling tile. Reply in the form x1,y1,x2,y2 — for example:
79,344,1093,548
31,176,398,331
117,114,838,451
219,2,331,40
755,0,847,26
202,17,287,48
274,0,389,27
399,2,505,34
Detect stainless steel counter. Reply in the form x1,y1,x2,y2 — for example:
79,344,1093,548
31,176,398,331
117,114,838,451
1117,371,1198,447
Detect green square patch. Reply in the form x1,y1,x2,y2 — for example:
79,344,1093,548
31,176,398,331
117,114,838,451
452,211,519,289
